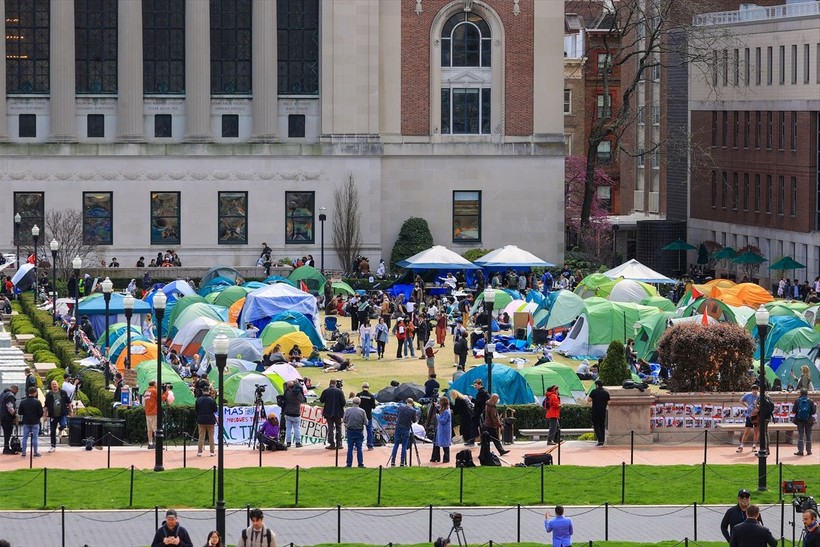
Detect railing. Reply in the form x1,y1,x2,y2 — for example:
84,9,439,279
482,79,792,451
694,1,820,26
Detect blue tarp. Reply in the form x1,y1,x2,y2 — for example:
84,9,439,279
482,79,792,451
448,364,535,405
268,310,326,350
162,280,196,298
239,283,319,333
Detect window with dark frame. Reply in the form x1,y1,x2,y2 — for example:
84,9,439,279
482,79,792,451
721,172,728,209
154,114,172,138
87,114,104,138
75,0,118,93
755,111,761,148
732,172,739,210
743,111,749,148
790,111,797,151
767,46,773,85
18,114,36,138
218,191,248,244
710,171,717,208
150,191,181,245
766,175,772,214
766,111,773,149
804,44,810,84
790,177,797,216
744,48,750,85
722,111,728,147
778,111,785,150
453,191,481,242
733,49,739,85
711,111,717,147
597,141,612,163
778,175,785,215
779,45,785,84
564,89,571,114
285,191,315,244
755,47,761,85
210,0,252,94
13,192,44,246
221,114,239,138
722,49,728,86
754,174,760,212
288,114,305,138
732,111,739,148
743,173,749,211
597,94,612,119
277,0,319,95
143,0,185,94
791,44,797,84
82,192,113,245
5,0,50,93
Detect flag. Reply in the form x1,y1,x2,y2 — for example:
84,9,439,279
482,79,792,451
701,310,709,326
299,280,309,293
526,315,534,346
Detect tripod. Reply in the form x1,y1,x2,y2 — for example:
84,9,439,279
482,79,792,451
446,522,467,546
248,389,267,449
383,428,424,466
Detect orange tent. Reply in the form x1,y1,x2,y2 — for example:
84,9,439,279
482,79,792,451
710,282,773,308
228,297,244,326
114,340,159,372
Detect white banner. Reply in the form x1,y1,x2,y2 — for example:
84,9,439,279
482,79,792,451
217,405,281,445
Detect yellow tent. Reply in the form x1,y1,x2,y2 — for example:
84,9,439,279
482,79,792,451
265,331,314,356
114,340,159,372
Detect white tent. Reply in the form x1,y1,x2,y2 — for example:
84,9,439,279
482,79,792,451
602,259,676,284
397,245,480,270
474,245,555,268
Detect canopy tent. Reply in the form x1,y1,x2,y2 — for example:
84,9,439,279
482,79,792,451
240,283,320,332
633,311,677,362
556,301,662,358
640,296,676,312
288,265,326,295
574,273,616,299
161,280,196,299
397,245,480,270
203,337,264,362
201,266,242,287
751,315,811,360
77,293,153,342
168,303,228,338
267,310,326,350
448,364,535,405
222,372,280,405
259,321,299,348
114,340,159,371
519,364,586,404
331,281,356,296
213,285,251,308
135,361,196,406
263,275,296,287
265,330,314,355
601,259,676,284
473,245,555,268
533,290,585,330
11,263,35,292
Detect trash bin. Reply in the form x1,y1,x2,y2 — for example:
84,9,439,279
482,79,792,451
84,417,104,446
502,417,516,445
99,418,126,446
68,416,85,447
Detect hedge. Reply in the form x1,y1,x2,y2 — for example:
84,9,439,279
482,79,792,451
45,368,67,386
75,406,102,417
33,349,61,366
24,337,50,354
78,370,114,416
17,293,84,372
114,405,198,444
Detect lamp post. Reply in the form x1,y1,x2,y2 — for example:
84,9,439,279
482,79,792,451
101,277,113,388
483,287,495,394
755,305,770,491
31,225,39,301
611,224,620,267
213,333,230,541
123,294,134,371
13,213,21,272
153,291,167,472
319,207,327,274
50,239,59,324
72,256,82,355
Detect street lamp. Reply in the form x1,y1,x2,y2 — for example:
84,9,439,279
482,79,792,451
50,239,59,324
755,304,770,491
213,333,230,541
123,294,134,371
13,213,21,272
31,225,39,301
484,287,495,394
101,277,113,388
318,207,327,274
72,256,82,355
153,290,167,472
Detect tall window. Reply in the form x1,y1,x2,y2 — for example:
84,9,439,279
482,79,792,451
778,111,785,150
778,176,785,215
75,0,117,93
13,192,44,245
210,0,252,94
597,94,612,119
277,0,319,95
766,175,772,213
83,192,113,245
710,172,717,208
766,46,773,85
711,111,717,147
440,12,492,135
722,111,728,147
732,173,739,210
5,0,50,93
791,111,797,151
564,89,571,114
218,192,248,244
743,111,749,148
285,192,314,244
791,44,798,84
766,111,773,149
743,173,749,211
732,111,739,147
779,45,785,84
754,174,760,212
453,191,481,242
150,192,181,245
755,47,761,85
597,52,612,74
790,177,797,216
755,111,761,148
597,141,612,163
721,172,728,209
143,0,185,93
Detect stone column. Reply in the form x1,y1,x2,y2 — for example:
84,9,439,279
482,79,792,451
250,0,278,141
378,0,400,141
50,0,77,142
117,0,144,142
605,387,655,445
0,0,8,141
184,0,211,141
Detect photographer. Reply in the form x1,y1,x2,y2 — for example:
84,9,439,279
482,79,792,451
282,381,306,448
61,373,80,401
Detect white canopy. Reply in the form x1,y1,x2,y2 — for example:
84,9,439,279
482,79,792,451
397,245,479,270
473,244,555,268
601,259,676,284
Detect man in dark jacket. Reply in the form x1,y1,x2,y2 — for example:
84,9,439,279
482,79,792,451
466,379,489,446
729,504,777,546
44,380,72,452
721,489,758,542
389,399,417,467
1,385,18,454
356,382,377,450
151,508,193,547
194,388,218,457
283,381,306,448
18,386,44,457
319,379,346,449
801,509,820,547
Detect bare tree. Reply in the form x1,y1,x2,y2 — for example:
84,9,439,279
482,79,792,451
30,210,99,278
332,174,363,274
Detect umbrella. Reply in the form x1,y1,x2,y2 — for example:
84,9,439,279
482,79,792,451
769,256,806,280
11,263,35,291
393,382,425,402
331,281,356,296
732,251,767,264
376,386,397,403
661,239,696,274
713,247,738,260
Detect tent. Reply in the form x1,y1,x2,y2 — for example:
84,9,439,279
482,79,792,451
601,259,676,284
640,296,676,312
204,292,220,304
259,321,299,347
448,364,535,405
574,273,614,299
168,317,221,355
222,372,280,404
162,280,196,299
331,281,356,296
135,361,196,405
771,355,820,388
473,245,555,268
557,301,662,358
202,266,242,287
228,298,244,325
397,245,480,270
533,290,585,330
199,277,235,297
470,289,515,316
263,275,296,287
770,327,820,358
203,338,264,362
519,364,586,404
166,295,208,333
11,263,35,292
242,281,267,290
96,322,142,348
240,283,319,332
207,361,248,383
168,303,228,338
633,312,677,362
600,279,658,303
265,331,314,355
288,265,326,295
114,340,159,372
109,332,151,364
212,285,250,308
751,315,811,360
265,311,326,349
263,363,303,383
681,297,740,324
77,293,153,342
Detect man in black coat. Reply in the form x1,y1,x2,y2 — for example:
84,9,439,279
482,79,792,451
194,388,218,457
319,379,346,449
801,509,820,547
466,379,489,446
587,380,611,446
18,387,44,457
729,504,777,547
44,380,72,452
356,382,377,450
721,489,758,542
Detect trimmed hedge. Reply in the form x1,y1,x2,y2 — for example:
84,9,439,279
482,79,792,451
33,349,61,366
78,370,114,416
45,368,67,386
75,406,102,417
17,294,83,372
25,337,50,354
114,405,198,444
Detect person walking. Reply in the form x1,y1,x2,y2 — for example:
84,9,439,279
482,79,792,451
435,310,448,347
543,385,562,445
721,489,757,542
356,382,376,450
194,387,217,457
18,386,43,458
483,393,510,455
728,504,777,547
282,381,305,448
375,317,389,359
151,509,193,547
737,385,760,453
791,388,816,456
587,380,610,446
389,399,417,466
143,380,168,449
1,385,19,454
404,317,416,358
430,396,452,463
393,318,407,359
800,509,820,547
343,397,367,467
544,506,573,547
237,508,276,547
44,380,72,452
319,379,346,449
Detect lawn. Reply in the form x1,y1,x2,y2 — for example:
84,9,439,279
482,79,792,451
3,464,818,510
305,543,789,547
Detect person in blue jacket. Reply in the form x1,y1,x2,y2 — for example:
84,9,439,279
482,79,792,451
544,505,573,547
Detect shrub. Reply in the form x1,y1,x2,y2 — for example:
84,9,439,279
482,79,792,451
32,349,61,366
25,338,50,354
390,217,434,270
10,301,22,312
45,368,67,386
461,248,494,263
75,406,102,417
598,340,631,386
78,370,114,416
114,405,198,444
496,404,592,433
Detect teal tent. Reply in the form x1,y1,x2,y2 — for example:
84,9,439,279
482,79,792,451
448,364,534,405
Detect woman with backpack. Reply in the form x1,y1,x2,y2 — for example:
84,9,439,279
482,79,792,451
544,386,562,445
792,388,816,456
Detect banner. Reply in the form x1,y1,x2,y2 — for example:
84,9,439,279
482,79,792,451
294,404,344,446
218,405,281,445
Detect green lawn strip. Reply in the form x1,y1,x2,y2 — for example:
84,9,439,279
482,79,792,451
2,464,817,510
301,543,796,547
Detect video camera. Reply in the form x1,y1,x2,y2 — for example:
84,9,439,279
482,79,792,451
793,495,818,514
254,384,266,394
336,379,343,389
449,512,462,527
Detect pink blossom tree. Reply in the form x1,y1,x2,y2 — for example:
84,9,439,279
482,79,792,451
565,155,614,256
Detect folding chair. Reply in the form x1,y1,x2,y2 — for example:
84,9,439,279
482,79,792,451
324,316,338,340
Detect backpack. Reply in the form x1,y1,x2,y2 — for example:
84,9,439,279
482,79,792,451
455,449,476,468
241,526,273,547
541,396,550,411
795,397,814,422
9,425,21,454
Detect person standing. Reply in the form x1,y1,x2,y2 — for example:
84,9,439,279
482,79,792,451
237,508,276,547
393,318,407,359
791,388,816,456
194,387,217,457
431,396,452,463
587,380,611,446
356,383,376,450
143,380,168,449
466,379,489,447
375,316,389,359
359,319,373,360
44,380,72,453
319,379,345,450
1,385,19,454
544,506,573,547
404,318,416,358
424,339,439,376
483,393,510,455
435,311,448,347
389,399,417,466
283,381,305,448
721,489,756,542
343,397,367,467
728,504,777,547
151,509,193,547
18,386,43,458
545,385,562,445
24,368,37,392
800,509,820,547
737,385,760,453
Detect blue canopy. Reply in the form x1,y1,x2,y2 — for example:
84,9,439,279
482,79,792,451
268,310,326,350
239,283,319,332
78,294,152,342
448,364,535,405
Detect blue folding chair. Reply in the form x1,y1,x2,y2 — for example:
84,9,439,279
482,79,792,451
324,316,338,339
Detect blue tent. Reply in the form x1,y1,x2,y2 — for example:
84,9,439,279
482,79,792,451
202,266,242,286
752,315,811,360
162,279,196,298
448,364,535,405
268,310,326,350
263,275,296,286
199,277,234,297
242,281,267,290
78,293,152,341
239,283,319,332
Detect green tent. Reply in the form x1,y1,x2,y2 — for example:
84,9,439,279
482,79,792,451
681,297,738,324
640,296,676,313
470,289,515,316
331,281,356,296
535,289,585,330
167,295,208,333
744,303,805,331
135,361,195,405
771,327,820,357
596,278,658,302
96,322,142,347
213,285,251,308
222,372,280,405
260,321,299,347
168,303,227,337
288,265,327,295
519,363,586,399
634,311,677,362
204,292,219,303
574,273,613,299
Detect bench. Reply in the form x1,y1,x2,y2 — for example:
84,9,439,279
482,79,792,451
716,422,797,444
519,428,594,440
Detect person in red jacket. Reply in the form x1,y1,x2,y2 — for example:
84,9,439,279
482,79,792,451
544,385,562,445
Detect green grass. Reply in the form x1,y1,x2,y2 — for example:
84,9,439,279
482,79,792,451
304,544,795,547
4,464,818,510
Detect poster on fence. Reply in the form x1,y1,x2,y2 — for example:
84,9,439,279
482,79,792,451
216,405,281,445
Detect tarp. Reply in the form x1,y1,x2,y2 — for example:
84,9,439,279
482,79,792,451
771,327,820,358
202,266,242,286
135,361,196,405
222,372,280,405
557,301,662,358
228,298,244,325
265,331,314,355
397,245,480,270
519,364,586,403
601,259,676,284
259,321,299,347
240,283,319,332
448,364,535,405
162,280,196,299
473,245,555,268
213,285,250,308
536,290,585,330
288,265,326,295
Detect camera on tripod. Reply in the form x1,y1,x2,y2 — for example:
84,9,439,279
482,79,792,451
449,512,462,527
254,384,266,394
792,495,818,513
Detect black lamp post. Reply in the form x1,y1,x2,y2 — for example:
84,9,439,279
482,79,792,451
123,294,134,371
50,239,59,324
153,291,167,472
101,277,113,388
612,224,620,267
755,304,770,491
72,256,81,355
483,287,496,394
31,225,39,301
13,213,21,273
213,333,229,541
319,207,327,274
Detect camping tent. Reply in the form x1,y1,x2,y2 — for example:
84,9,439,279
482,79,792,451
168,303,228,338
213,285,250,308
533,290,585,330
601,259,676,284
331,281,356,296
222,372,280,404
470,289,515,316
203,338,264,362
114,340,159,371
135,361,195,405
201,266,242,286
600,279,658,303
263,363,303,383
448,364,535,405
161,280,196,299
267,311,326,350
751,315,811,360
263,275,296,287
265,331,314,355
519,364,585,404
771,355,820,388
473,245,555,268
288,265,326,295
770,327,820,358
259,321,299,347
397,245,480,270
640,296,676,312
557,301,662,358
240,283,319,331
574,273,613,299
633,311,677,362
168,317,221,355
166,295,208,333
